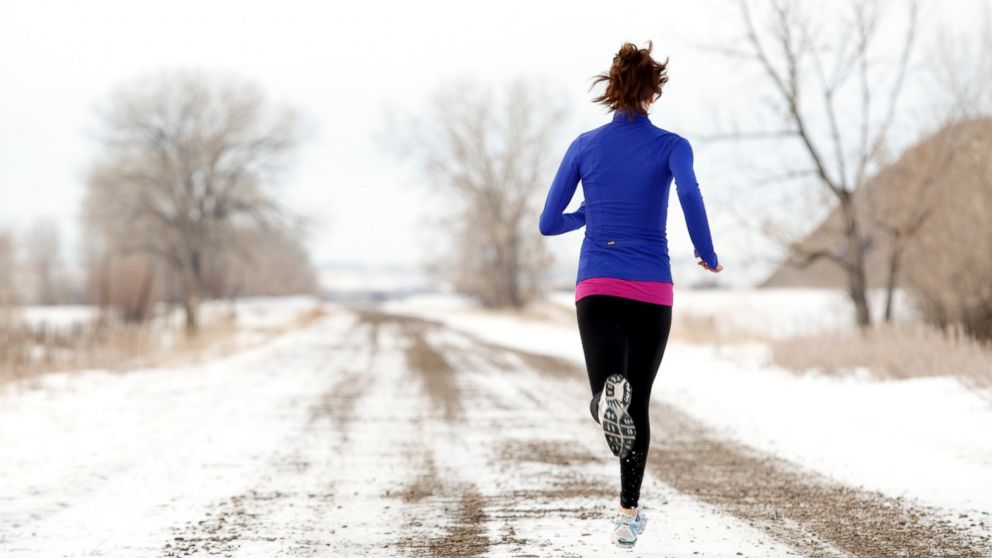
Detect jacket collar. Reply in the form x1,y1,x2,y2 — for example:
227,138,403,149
612,109,650,123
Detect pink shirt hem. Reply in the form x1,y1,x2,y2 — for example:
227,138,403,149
575,277,674,306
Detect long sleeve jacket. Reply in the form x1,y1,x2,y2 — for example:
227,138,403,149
538,109,719,284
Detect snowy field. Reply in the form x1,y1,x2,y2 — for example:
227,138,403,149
12,296,322,333
1,290,990,557
4,296,324,371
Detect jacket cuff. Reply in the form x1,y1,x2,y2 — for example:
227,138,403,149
694,249,719,269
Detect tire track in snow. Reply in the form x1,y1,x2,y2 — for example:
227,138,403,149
442,325,795,556
367,308,630,557
357,309,617,556
307,312,382,435
399,312,794,556
393,444,492,558
162,315,375,556
450,324,991,558
354,309,493,558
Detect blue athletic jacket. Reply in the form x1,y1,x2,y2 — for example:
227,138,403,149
538,109,718,284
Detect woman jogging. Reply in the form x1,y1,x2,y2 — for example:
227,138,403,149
538,41,722,549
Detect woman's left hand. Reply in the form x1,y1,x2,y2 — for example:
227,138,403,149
697,260,724,273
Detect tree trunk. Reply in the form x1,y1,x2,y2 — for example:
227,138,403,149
505,228,523,308
134,263,155,323
883,238,902,323
180,253,202,336
183,294,200,335
840,195,872,328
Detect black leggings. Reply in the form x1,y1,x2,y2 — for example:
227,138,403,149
575,294,672,509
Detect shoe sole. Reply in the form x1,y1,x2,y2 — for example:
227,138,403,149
613,538,637,549
611,529,637,548
600,374,635,459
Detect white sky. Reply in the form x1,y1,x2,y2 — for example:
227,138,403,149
0,0,985,286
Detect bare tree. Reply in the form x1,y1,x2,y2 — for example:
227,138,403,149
24,218,62,305
396,78,566,308
83,70,300,333
914,123,992,340
863,126,953,322
0,231,18,323
84,252,159,324
933,4,992,119
894,12,992,340
726,0,919,327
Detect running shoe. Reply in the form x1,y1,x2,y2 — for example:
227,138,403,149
610,507,647,548
632,506,648,535
611,510,638,548
598,373,635,459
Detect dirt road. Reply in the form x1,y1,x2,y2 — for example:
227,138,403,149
1,305,988,557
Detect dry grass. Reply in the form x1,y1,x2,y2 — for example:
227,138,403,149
669,311,769,345
667,309,991,390
0,304,327,384
771,321,992,388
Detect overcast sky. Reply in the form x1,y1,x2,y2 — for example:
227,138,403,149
1,0,985,286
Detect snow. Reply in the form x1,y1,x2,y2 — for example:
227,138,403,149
208,295,323,329
384,290,992,515
0,308,357,556
400,322,798,557
656,343,992,512
2,291,989,556
16,305,97,331
11,295,322,333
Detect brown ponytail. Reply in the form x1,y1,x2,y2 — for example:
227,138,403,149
590,41,669,122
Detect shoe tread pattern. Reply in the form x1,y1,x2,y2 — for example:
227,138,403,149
602,374,635,459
